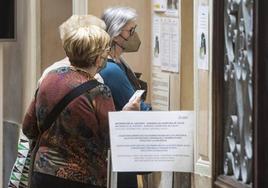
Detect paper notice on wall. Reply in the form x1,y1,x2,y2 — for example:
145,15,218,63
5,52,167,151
197,6,209,70
153,0,167,12
165,0,180,17
109,111,194,172
151,67,170,110
152,15,161,66
153,0,181,17
160,17,180,73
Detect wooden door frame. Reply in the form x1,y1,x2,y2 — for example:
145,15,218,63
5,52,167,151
212,0,268,187
254,0,268,187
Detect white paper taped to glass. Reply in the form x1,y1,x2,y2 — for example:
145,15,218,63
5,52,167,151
108,111,194,172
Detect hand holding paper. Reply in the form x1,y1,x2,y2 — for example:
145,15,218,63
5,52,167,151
122,90,144,111
128,90,145,102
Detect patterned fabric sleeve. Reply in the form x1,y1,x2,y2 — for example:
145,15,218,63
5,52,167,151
94,85,115,146
22,98,39,140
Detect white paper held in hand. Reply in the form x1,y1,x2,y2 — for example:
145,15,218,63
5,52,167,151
129,90,145,102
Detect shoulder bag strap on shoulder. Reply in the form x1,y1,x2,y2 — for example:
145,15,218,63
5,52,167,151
41,79,101,132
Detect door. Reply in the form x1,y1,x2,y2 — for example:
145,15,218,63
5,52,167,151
213,0,268,187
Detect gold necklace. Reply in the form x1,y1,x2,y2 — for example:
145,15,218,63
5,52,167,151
70,66,94,80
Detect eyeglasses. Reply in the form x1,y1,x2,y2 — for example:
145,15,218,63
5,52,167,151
122,25,137,36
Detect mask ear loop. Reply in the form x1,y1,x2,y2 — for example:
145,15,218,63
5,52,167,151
112,40,125,51
111,42,117,51
119,34,129,41
108,42,119,62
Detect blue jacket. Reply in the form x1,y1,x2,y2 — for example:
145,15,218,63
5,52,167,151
100,59,151,111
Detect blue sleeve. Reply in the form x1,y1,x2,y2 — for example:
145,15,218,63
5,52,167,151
100,62,151,111
100,62,134,111
140,101,151,111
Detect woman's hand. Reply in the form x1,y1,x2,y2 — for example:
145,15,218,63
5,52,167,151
122,96,141,111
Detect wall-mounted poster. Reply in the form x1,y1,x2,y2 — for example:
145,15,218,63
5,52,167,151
152,15,161,66
165,0,180,16
151,67,170,110
197,6,209,70
160,17,180,73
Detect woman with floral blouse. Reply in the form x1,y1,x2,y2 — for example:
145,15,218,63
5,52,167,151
22,16,140,188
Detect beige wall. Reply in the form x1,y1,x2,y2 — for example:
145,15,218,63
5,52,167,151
179,0,194,111
88,0,152,102
40,0,72,71
173,0,194,187
193,0,213,187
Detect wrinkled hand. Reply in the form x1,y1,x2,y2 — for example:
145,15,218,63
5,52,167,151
122,96,141,111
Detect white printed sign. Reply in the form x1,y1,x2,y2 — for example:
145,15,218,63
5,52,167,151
109,111,194,172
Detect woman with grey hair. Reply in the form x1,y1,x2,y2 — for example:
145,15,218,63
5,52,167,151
99,6,151,188
100,6,151,111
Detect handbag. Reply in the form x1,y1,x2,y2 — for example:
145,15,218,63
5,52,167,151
8,79,101,188
8,131,31,188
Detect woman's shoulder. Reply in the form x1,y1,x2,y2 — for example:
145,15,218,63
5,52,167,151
41,66,72,82
89,83,113,99
105,60,122,71
100,61,126,81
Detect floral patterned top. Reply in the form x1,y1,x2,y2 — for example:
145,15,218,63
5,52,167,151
22,67,115,187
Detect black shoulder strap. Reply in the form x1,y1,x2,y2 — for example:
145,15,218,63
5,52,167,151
40,79,101,132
